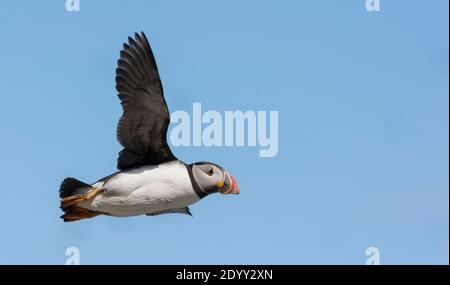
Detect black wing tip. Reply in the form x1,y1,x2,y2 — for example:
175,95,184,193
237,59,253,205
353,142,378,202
122,31,147,47
133,33,143,46
136,31,147,39
134,31,150,48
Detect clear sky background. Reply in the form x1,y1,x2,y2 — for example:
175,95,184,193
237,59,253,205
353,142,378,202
0,0,448,264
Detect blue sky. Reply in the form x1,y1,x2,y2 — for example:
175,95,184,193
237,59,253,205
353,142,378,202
0,0,448,264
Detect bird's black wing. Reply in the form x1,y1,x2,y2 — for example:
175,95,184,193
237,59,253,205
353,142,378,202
115,32,176,170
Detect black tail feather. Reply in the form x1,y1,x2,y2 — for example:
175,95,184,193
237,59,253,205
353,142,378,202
59,178,91,199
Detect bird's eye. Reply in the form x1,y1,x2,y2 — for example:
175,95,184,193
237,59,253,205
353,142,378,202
207,168,214,176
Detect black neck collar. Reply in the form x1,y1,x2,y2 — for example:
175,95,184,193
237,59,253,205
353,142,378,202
185,163,208,199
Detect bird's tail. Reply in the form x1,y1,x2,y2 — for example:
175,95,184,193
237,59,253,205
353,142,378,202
59,178,103,222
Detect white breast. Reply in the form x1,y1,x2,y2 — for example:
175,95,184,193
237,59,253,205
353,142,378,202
79,160,200,216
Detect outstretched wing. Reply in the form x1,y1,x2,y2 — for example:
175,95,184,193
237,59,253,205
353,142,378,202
115,32,176,170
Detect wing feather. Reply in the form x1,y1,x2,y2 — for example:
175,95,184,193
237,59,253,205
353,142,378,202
115,32,176,170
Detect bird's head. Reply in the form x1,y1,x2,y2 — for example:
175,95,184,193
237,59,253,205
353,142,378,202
191,162,239,196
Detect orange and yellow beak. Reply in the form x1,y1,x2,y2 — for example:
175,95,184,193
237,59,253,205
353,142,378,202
219,172,240,195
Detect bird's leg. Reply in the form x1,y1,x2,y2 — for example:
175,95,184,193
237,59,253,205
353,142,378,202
85,187,103,200
62,206,104,222
60,187,104,208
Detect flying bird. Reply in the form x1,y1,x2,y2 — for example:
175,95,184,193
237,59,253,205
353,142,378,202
59,32,239,222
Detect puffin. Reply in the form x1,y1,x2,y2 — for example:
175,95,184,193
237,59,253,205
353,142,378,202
59,32,239,222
